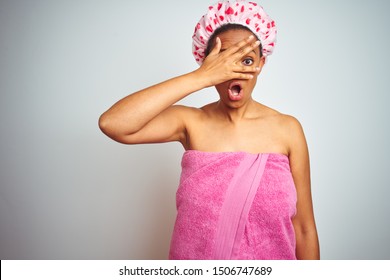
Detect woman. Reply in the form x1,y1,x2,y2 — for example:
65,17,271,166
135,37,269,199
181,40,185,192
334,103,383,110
99,0,319,260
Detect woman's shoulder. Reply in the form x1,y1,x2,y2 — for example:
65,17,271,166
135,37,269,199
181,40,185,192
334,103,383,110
176,102,218,118
170,104,214,125
267,109,307,156
256,105,307,156
257,103,305,138
170,104,205,116
273,112,303,131
257,103,301,124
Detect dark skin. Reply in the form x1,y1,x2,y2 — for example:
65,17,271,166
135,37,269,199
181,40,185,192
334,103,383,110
99,29,320,259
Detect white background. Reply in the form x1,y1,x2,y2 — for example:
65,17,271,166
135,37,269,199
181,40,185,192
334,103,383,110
0,0,389,259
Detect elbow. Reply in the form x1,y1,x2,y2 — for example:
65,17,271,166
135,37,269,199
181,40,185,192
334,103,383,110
98,113,135,144
98,113,111,136
98,113,121,140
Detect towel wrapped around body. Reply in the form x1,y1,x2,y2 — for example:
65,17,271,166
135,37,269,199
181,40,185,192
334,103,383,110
169,150,297,260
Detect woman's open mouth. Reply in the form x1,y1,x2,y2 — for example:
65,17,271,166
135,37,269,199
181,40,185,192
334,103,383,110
228,82,243,101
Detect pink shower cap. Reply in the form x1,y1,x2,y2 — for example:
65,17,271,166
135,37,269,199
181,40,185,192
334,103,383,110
192,0,277,64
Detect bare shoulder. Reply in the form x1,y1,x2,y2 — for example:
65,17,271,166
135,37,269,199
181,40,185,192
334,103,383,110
170,103,211,128
256,104,307,156
278,114,304,135
179,102,219,119
258,103,302,131
277,114,308,157
170,104,205,118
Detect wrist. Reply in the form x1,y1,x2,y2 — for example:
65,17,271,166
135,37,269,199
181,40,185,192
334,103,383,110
191,68,213,89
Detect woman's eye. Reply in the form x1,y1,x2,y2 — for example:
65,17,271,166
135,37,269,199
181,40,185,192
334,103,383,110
242,58,254,66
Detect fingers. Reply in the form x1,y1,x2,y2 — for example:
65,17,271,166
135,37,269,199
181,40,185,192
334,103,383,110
232,65,260,73
224,35,261,59
232,69,259,80
240,39,261,56
198,35,261,86
224,35,256,55
231,72,255,80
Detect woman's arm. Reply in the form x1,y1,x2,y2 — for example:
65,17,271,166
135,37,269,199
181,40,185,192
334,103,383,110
286,116,320,260
99,72,204,144
98,35,261,145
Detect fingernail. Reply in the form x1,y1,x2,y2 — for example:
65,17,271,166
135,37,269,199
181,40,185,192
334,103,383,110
255,40,261,45
249,35,254,39
256,67,260,71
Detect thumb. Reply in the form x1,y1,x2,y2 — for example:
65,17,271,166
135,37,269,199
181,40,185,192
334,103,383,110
208,37,221,56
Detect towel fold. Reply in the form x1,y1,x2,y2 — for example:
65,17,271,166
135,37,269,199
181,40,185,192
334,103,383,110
169,150,297,260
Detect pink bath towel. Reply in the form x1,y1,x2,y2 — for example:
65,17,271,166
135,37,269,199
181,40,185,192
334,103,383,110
169,150,297,260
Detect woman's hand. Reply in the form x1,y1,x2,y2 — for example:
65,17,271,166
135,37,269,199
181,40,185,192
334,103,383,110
194,35,261,88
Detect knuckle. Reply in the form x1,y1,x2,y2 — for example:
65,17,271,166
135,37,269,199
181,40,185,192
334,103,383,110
238,47,246,56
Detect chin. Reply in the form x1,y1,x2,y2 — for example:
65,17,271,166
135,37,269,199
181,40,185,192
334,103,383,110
219,96,250,109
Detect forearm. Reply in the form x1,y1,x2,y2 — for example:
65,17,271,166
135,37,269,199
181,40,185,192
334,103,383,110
99,70,206,136
295,228,320,260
